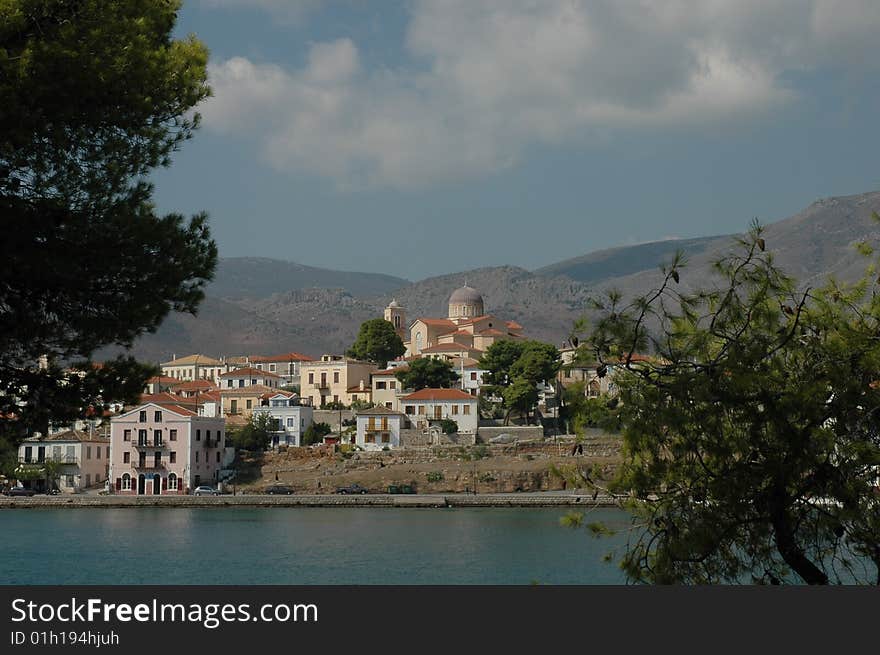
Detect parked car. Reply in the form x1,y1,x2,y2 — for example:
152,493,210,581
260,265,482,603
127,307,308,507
335,483,368,495
4,486,36,497
193,486,219,496
264,485,294,495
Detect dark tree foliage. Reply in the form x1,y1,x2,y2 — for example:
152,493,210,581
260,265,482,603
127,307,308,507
479,339,560,424
302,421,332,446
347,318,406,368
0,1,215,439
229,413,275,452
395,358,459,391
586,222,880,584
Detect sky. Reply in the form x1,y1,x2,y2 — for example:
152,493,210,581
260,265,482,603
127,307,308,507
152,0,880,281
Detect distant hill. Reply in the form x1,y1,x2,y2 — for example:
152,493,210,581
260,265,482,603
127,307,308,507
535,235,728,285
207,257,408,299
117,191,880,361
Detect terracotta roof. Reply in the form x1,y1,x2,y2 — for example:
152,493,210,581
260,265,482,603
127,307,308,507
146,375,178,385
219,367,280,379
199,391,222,403
372,367,407,376
260,390,296,400
506,320,523,331
414,318,456,328
356,406,405,416
130,398,200,417
457,315,495,325
476,328,508,337
161,354,223,367
347,385,372,394
448,357,482,369
171,380,218,392
401,388,477,401
421,343,483,354
24,429,109,443
250,352,313,363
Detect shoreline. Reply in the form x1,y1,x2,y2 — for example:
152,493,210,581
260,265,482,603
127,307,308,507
0,493,619,509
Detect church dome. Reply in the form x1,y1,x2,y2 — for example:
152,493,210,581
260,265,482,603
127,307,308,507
449,285,483,305
388,298,401,308
448,285,484,320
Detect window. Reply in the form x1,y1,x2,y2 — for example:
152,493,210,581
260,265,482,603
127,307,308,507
333,395,339,404
169,429,177,441
122,474,131,490
386,403,393,409
333,372,339,384
365,434,375,443
227,380,233,388
106,446,110,458
376,381,386,390
381,417,388,430
471,372,477,381
123,452,130,464
85,474,91,487
452,405,459,415
238,379,244,388
251,379,257,385
139,411,147,423
138,430,147,446
463,405,471,415
382,433,390,443
123,429,131,442
309,373,314,384
269,364,276,372
86,446,91,460
195,451,199,463
405,405,415,415
230,399,238,414
246,399,252,409
168,473,178,490
154,452,161,467
154,410,162,422
170,452,176,464
287,418,295,427
207,429,211,442
23,446,32,463
196,429,201,441
390,381,396,389
216,451,221,463
154,429,162,445
96,447,101,460
417,406,425,415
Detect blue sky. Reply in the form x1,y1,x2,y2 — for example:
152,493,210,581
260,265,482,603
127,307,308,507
152,1,880,280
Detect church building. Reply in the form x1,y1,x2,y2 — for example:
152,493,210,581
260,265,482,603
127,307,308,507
384,285,524,360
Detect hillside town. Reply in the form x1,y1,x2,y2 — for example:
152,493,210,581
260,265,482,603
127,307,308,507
4,284,619,497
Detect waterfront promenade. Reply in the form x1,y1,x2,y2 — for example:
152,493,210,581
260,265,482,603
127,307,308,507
0,492,619,509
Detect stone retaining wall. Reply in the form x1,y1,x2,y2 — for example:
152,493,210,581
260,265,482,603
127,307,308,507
0,493,619,508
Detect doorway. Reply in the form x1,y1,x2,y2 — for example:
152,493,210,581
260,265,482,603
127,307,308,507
152,474,161,495
137,474,145,495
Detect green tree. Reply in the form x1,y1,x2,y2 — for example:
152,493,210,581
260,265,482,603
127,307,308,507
479,340,560,424
585,222,880,584
501,378,539,425
396,358,460,391
229,413,275,452
347,318,406,368
302,421,332,446
0,1,216,446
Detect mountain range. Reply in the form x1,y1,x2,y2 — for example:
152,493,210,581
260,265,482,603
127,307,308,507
115,191,880,363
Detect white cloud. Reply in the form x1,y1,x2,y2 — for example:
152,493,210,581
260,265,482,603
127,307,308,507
201,0,880,189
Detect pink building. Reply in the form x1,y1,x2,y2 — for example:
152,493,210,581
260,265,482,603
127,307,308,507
110,401,226,495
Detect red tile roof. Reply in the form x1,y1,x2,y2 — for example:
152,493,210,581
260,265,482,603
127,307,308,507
506,320,523,331
415,318,456,328
372,367,407,376
146,375,178,385
219,384,277,396
260,390,296,400
171,380,218,391
249,352,314,363
476,328,508,337
421,343,483,354
401,388,477,401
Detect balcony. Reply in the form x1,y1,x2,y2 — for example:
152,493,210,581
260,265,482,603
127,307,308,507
18,455,79,465
313,381,329,390
132,463,166,471
133,440,167,449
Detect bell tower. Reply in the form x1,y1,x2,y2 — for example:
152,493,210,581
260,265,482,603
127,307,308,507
384,299,407,340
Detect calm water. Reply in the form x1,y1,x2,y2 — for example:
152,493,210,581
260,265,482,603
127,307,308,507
0,507,632,584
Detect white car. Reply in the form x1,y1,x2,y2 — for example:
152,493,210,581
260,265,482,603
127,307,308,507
193,485,219,496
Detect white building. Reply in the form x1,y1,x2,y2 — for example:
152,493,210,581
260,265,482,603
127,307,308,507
355,406,405,450
16,430,110,493
251,391,314,448
218,367,281,390
399,388,479,434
